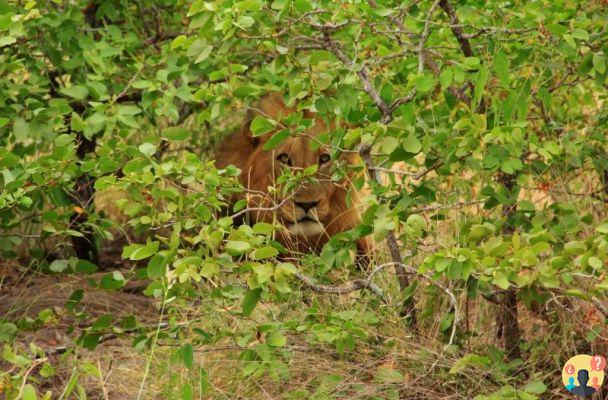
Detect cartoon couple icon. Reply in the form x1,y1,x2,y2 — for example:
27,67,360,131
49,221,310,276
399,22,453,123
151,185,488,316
566,369,601,396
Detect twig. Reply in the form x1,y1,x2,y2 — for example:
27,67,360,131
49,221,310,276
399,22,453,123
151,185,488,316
230,193,295,219
17,358,46,398
412,200,485,213
294,263,391,301
438,0,487,113
438,0,473,57
369,160,444,180
418,0,442,73
592,297,608,318
461,26,536,39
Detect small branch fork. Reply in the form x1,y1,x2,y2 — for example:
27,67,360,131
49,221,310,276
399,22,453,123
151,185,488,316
230,192,295,219
294,263,391,301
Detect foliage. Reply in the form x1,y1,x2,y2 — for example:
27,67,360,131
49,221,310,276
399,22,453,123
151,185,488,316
1,0,608,398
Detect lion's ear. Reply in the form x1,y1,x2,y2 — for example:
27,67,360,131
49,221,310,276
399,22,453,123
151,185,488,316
240,93,294,147
257,92,293,121
238,117,260,148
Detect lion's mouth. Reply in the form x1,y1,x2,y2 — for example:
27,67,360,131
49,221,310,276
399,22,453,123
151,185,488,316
285,217,325,237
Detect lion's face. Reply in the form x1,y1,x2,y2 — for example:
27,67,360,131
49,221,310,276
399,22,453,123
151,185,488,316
240,120,355,250
216,93,371,254
257,133,339,241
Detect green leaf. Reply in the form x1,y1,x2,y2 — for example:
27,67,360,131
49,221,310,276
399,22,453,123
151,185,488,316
277,262,297,275
182,383,193,400
242,288,262,316
195,44,213,64
251,246,279,260
60,85,89,100
492,271,510,290
49,259,69,273
13,118,28,142
494,50,510,85
199,366,210,394
116,105,141,116
236,0,264,11
439,68,453,88
293,0,312,12
593,53,606,74
263,129,290,150
267,331,286,347
236,15,255,29
402,133,422,153
588,256,603,269
138,142,157,156
524,381,546,395
124,241,160,261
250,116,275,136
253,263,273,283
500,158,523,174
597,223,608,234
147,253,167,279
22,384,37,400
253,222,275,235
226,240,251,254
414,74,434,93
571,28,589,41
463,57,481,69
0,322,17,342
564,289,586,299
182,343,194,369
162,127,191,141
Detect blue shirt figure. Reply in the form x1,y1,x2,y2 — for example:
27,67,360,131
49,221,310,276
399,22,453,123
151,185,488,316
566,376,576,391
571,369,597,396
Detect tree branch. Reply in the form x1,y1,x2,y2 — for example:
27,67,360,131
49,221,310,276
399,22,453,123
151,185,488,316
294,263,391,301
438,0,473,57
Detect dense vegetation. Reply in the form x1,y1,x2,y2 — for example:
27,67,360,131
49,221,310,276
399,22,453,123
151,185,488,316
1,0,608,398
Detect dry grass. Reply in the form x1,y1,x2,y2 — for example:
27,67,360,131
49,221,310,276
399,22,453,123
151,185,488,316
2,235,608,399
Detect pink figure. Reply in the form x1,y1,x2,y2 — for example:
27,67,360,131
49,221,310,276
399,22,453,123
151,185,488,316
591,377,601,390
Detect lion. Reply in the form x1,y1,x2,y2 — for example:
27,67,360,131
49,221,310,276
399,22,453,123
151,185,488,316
215,93,373,262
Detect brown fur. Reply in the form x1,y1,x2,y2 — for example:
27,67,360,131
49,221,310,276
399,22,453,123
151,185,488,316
215,93,372,259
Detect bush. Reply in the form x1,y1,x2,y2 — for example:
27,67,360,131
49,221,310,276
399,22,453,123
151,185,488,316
1,0,608,398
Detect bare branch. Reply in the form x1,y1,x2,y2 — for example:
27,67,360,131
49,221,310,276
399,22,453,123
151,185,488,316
230,193,295,219
592,297,608,318
461,26,536,39
438,0,473,57
294,263,390,301
412,200,485,213
418,0,442,73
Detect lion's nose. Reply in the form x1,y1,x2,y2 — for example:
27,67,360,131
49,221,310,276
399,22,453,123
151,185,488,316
294,201,319,213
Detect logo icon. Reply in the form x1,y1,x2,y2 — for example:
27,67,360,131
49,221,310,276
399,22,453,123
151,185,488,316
562,355,605,396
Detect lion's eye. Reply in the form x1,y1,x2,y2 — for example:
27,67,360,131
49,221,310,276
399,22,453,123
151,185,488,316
277,153,292,166
318,153,331,165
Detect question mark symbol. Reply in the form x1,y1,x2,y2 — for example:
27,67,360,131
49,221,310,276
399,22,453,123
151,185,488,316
565,364,575,374
591,355,606,371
